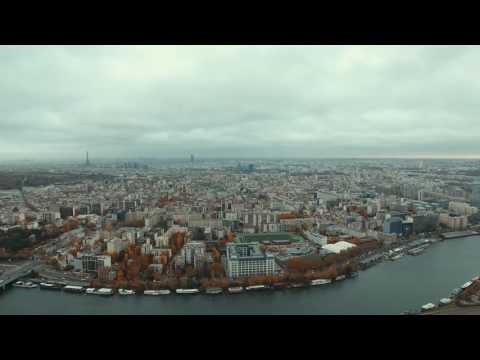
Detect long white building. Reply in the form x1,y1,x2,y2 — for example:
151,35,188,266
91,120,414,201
224,242,277,279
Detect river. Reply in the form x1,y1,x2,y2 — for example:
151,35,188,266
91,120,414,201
1,235,480,315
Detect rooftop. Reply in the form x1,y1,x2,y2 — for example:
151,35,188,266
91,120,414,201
235,232,304,244
227,242,273,260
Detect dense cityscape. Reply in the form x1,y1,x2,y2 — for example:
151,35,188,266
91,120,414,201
3,45,480,315
2,155,480,313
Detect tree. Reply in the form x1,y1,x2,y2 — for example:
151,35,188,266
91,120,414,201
210,262,225,278
166,277,179,290
185,265,196,278
48,258,60,270
210,247,221,262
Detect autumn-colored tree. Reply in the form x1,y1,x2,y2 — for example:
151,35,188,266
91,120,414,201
210,262,225,278
287,272,306,283
153,272,163,281
62,222,72,233
226,232,235,242
185,265,196,278
130,279,145,291
160,254,168,265
116,269,125,281
116,280,129,289
48,258,60,270
90,279,102,288
166,277,179,290
210,247,221,262
127,261,141,281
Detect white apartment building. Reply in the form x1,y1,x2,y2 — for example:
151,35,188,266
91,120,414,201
449,201,478,217
224,242,277,279
184,241,206,268
73,254,112,273
106,237,128,254
439,213,468,231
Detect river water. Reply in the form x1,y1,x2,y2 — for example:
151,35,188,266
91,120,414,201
1,236,480,315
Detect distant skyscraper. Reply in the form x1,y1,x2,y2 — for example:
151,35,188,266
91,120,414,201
190,154,194,163
471,177,480,207
86,151,91,166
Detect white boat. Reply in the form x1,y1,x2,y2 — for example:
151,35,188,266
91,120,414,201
118,289,136,296
421,303,436,311
96,288,114,296
176,288,200,294
439,298,452,306
85,288,97,294
472,276,479,282
13,281,38,288
290,283,306,288
39,282,62,290
335,275,346,281
144,289,170,295
63,285,84,293
245,285,268,291
144,290,162,296
391,254,404,261
311,279,332,286
227,286,244,294
205,287,223,295
461,281,473,289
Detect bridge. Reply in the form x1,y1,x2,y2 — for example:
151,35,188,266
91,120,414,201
0,261,42,292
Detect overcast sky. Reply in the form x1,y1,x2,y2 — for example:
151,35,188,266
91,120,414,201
1,45,480,161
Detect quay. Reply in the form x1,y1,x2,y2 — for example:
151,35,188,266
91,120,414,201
359,254,383,270
0,261,40,293
441,230,479,240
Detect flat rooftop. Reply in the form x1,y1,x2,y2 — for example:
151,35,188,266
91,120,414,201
227,242,272,260
235,232,304,244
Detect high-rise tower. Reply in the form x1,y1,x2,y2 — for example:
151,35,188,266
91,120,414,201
86,151,91,166
471,177,480,207
190,154,194,164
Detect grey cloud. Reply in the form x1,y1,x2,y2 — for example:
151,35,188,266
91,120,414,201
1,45,480,160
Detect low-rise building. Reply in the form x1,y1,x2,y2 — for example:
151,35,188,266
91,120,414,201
322,241,357,254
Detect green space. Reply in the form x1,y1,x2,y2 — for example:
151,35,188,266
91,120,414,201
235,232,304,244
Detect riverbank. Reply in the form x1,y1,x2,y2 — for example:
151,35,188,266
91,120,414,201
2,235,480,314
15,274,352,297
423,303,480,315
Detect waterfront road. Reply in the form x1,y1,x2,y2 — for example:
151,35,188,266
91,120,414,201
424,303,480,315
0,261,43,288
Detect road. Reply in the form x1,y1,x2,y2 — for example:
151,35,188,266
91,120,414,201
36,227,85,256
0,260,43,288
424,303,480,315
38,268,90,286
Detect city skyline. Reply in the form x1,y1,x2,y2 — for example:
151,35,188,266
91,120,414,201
2,45,480,160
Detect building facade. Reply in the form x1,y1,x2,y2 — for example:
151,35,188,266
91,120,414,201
73,254,112,273
471,178,480,208
225,242,277,279
439,213,468,231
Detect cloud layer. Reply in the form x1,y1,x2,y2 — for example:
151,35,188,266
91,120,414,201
1,45,479,160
